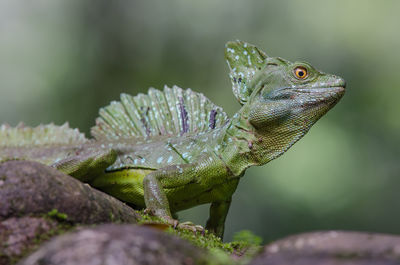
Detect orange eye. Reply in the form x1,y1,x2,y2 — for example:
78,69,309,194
294,67,308,79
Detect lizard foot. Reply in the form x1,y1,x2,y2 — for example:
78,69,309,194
143,209,204,235
177,221,205,235
144,210,179,229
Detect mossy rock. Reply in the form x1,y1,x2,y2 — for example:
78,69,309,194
17,224,233,265
0,160,140,224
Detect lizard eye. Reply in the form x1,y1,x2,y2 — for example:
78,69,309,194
294,66,308,79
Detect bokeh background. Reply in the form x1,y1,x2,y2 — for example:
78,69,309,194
1,1,399,242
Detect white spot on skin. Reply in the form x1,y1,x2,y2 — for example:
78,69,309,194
247,55,252,66
177,165,183,173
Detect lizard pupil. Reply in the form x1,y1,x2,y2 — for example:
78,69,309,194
294,66,308,79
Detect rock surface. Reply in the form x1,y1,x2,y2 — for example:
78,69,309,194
17,224,226,265
250,231,400,265
5,161,400,265
0,160,139,224
0,160,142,264
0,217,63,265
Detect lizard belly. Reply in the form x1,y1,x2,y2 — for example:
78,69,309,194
167,177,240,212
90,168,151,207
90,168,239,213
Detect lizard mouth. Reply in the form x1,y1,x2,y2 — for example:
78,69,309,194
293,86,345,94
271,85,345,101
283,85,345,109
292,76,346,96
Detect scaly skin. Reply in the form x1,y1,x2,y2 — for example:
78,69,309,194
0,41,345,238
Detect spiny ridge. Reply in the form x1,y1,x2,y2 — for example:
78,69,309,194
0,122,87,147
91,85,229,140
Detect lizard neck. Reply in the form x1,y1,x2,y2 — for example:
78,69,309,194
220,104,308,177
219,106,259,177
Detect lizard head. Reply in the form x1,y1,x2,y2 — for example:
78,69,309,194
226,40,345,134
246,57,345,130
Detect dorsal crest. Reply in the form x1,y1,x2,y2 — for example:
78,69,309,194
0,123,87,147
225,40,268,105
91,85,229,140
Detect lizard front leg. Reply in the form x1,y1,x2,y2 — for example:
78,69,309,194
143,156,229,234
143,163,198,219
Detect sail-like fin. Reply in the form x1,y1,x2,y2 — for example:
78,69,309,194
225,40,268,105
91,85,229,140
0,122,88,147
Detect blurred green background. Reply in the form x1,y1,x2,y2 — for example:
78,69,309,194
1,1,399,242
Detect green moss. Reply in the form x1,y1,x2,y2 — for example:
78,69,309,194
233,230,262,245
227,230,262,262
47,209,68,221
0,158,21,164
135,211,261,263
136,210,162,223
3,219,73,265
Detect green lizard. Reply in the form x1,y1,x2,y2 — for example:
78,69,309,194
0,40,345,238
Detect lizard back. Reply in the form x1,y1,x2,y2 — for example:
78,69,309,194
90,85,230,171
91,85,228,140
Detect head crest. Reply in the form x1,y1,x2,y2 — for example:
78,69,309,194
225,40,268,105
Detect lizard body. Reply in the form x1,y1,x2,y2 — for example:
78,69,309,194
0,41,345,238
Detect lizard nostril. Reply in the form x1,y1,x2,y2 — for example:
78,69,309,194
335,76,346,89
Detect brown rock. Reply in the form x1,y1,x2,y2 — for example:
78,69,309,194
0,217,63,265
250,231,400,265
0,160,139,224
18,224,223,265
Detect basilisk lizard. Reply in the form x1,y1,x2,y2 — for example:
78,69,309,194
0,40,345,238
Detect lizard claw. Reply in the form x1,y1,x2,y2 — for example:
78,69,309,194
172,219,179,229
157,215,179,229
143,208,153,215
